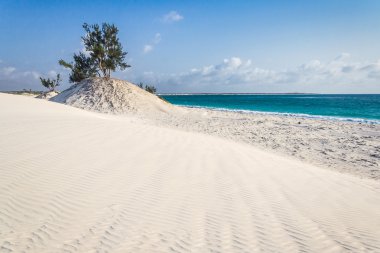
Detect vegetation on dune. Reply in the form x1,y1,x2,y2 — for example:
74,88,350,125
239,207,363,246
137,82,157,94
59,23,131,83
59,53,98,83
137,82,144,89
39,74,61,91
145,85,157,94
40,23,162,95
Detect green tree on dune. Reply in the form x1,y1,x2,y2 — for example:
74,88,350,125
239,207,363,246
59,23,131,83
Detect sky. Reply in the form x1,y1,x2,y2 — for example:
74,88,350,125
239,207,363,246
1,0,380,93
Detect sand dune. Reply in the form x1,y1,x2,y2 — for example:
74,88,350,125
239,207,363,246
1,93,380,252
51,78,177,115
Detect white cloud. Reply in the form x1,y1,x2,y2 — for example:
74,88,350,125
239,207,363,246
0,65,72,91
22,71,40,80
0,66,42,90
334,52,351,61
153,33,161,44
143,33,162,54
0,66,40,80
143,45,153,54
162,11,183,23
48,70,58,77
1,67,16,76
140,54,380,92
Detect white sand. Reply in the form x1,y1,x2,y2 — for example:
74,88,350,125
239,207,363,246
36,91,59,100
51,78,177,115
152,107,380,180
1,93,380,252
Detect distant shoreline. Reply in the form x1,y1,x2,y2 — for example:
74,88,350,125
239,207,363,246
158,92,316,95
158,92,380,95
170,105,380,124
160,93,380,122
3,91,379,96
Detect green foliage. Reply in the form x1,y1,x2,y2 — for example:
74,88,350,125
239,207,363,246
145,85,157,94
39,74,61,91
59,53,98,83
59,22,131,83
136,82,156,94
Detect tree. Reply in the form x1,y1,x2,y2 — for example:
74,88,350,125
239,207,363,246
59,22,130,83
39,74,61,91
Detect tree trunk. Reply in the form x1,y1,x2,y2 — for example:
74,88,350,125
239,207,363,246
98,58,106,78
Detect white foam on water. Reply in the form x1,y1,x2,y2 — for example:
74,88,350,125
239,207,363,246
176,105,380,124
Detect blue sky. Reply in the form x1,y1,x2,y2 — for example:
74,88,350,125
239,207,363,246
1,0,380,93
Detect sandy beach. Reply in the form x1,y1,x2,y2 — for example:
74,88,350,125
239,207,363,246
152,106,380,180
1,92,380,252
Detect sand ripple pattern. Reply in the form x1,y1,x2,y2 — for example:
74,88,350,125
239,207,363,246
1,94,380,253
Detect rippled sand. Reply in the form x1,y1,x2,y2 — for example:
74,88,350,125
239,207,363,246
1,93,380,252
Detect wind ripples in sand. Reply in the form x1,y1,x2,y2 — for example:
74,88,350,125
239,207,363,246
0,94,380,252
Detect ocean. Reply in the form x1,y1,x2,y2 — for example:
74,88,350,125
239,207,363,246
160,94,380,123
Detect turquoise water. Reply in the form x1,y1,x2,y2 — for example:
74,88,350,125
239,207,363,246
160,94,380,123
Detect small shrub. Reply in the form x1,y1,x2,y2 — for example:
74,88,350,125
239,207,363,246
136,82,157,94
39,74,61,91
145,85,157,94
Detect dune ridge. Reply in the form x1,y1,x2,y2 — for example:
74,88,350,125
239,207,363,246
1,93,380,252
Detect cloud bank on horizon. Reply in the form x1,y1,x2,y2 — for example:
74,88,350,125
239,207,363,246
1,53,380,93
137,54,380,93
